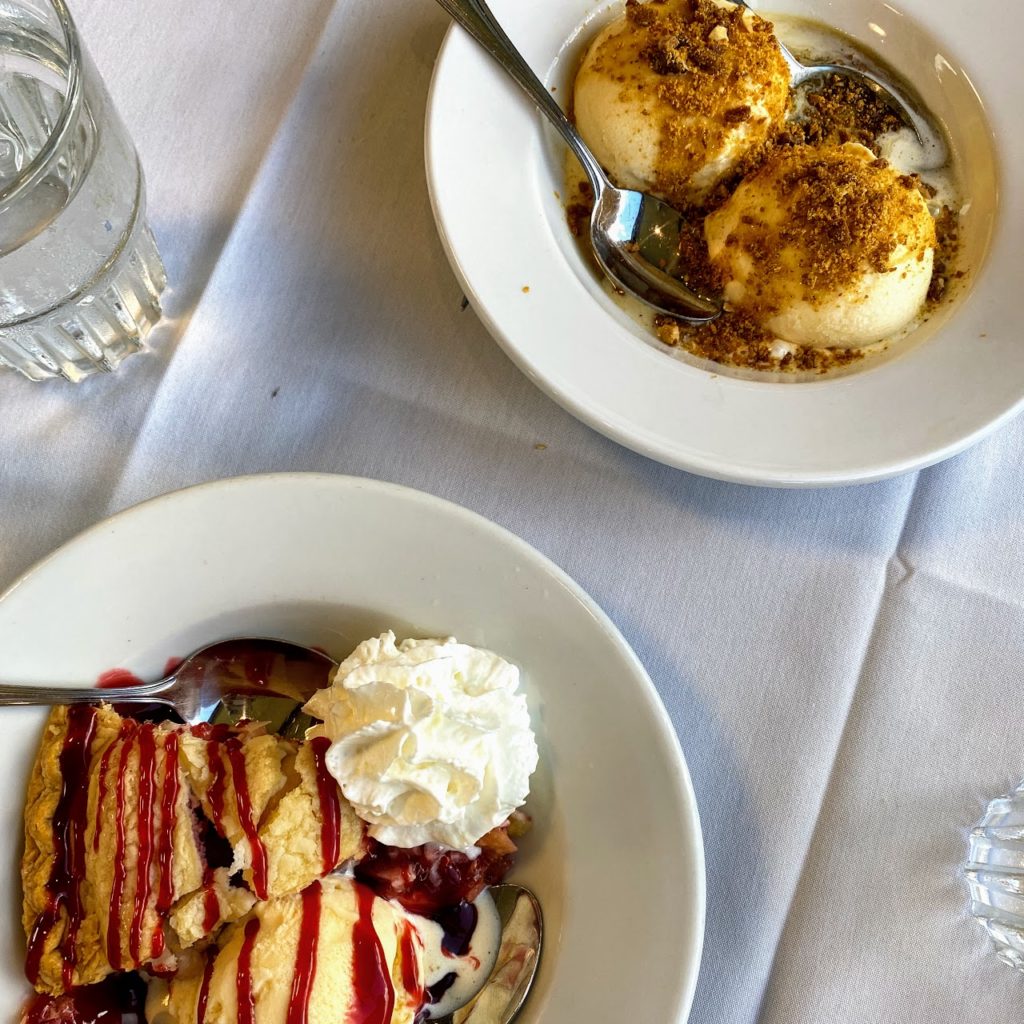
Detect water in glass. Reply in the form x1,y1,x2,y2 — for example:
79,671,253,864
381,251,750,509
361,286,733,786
0,0,166,381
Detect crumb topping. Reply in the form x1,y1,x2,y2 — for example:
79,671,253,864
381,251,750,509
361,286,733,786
630,0,781,96
712,144,935,313
653,311,865,372
778,73,904,152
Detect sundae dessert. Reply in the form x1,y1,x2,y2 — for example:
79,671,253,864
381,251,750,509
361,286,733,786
18,633,538,1024
567,0,961,372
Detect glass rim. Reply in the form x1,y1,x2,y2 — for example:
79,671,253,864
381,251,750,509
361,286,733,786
0,0,83,208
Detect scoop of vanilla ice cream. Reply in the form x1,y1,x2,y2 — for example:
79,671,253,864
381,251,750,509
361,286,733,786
704,142,936,346
146,877,424,1024
303,632,538,851
573,0,790,207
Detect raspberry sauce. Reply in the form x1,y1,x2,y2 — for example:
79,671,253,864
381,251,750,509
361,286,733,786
155,733,180,915
309,736,341,873
128,726,159,963
286,883,323,1024
350,882,395,1024
106,730,134,970
202,730,270,900
236,917,261,1024
196,954,216,1024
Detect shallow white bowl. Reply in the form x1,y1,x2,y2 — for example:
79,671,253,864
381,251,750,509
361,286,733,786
0,474,705,1024
425,0,1021,486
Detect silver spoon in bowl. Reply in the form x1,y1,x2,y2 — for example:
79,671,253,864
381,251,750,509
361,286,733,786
432,883,543,1024
433,0,722,323
0,636,335,725
736,1,941,155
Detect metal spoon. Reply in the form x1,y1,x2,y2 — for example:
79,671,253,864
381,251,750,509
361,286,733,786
433,0,721,323
740,2,939,152
0,637,335,725
433,883,543,1024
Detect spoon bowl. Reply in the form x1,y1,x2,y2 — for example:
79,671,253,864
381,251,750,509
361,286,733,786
751,3,945,161
435,883,543,1024
0,636,336,724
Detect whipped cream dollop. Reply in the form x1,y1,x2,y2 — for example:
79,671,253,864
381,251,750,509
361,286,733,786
303,632,538,851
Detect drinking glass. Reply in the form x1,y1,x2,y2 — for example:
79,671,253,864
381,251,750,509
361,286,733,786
0,0,166,382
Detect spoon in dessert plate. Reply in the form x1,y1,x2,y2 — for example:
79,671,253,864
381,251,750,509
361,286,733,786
433,0,722,323
0,636,334,726
0,636,544,1022
434,883,543,1024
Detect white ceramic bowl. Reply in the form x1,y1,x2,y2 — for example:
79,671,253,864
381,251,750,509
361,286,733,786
426,0,1020,486
0,474,705,1024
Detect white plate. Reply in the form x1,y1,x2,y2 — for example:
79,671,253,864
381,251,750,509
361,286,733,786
0,474,705,1024
425,0,1022,486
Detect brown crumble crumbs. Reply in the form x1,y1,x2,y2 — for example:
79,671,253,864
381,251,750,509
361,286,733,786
928,205,961,303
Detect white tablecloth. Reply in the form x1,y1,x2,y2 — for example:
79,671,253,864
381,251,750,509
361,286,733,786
2,1,1022,1020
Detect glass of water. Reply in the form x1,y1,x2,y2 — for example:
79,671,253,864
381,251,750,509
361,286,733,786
0,0,166,382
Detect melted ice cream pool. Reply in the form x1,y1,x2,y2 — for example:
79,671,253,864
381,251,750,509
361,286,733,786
412,888,502,1019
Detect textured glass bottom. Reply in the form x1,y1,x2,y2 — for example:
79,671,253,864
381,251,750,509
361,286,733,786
966,781,1024,971
0,220,167,383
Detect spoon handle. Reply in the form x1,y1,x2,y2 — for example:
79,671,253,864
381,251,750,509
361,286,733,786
0,679,172,705
433,0,609,192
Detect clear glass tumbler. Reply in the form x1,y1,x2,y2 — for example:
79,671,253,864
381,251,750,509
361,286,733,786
0,0,166,382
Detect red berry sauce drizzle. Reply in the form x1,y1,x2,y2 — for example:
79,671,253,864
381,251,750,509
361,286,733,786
156,734,180,918
24,705,98,991
236,917,261,1024
399,920,424,1007
196,955,217,1024
129,727,160,962
197,724,270,900
285,882,323,1024
105,728,133,970
351,882,396,1024
309,737,341,873
201,871,222,935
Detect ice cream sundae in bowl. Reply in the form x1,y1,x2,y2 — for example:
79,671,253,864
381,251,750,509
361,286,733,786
426,0,1020,485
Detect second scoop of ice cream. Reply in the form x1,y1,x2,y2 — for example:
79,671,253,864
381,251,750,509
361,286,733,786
146,877,424,1024
704,142,936,346
303,633,538,851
